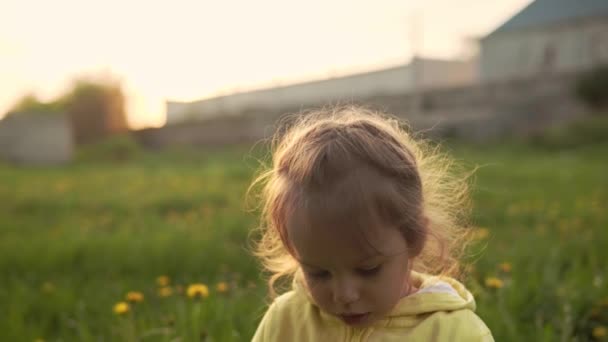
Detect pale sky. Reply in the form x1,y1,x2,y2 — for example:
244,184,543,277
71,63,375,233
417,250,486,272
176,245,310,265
0,0,532,129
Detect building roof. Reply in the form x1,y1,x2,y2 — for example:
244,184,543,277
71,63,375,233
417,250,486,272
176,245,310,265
486,0,608,38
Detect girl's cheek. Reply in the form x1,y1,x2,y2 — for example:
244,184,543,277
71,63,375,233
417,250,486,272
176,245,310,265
309,283,326,298
308,283,331,305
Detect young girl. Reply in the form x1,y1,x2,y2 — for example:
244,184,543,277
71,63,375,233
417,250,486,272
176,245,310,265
249,106,493,341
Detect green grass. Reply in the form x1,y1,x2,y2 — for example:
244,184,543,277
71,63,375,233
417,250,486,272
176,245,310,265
1,142,607,341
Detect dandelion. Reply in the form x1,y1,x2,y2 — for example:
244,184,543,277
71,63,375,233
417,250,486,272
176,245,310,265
536,224,547,236
113,302,130,315
507,204,520,216
484,277,504,289
126,291,144,303
54,181,69,193
593,326,607,339
158,286,173,298
216,282,229,293
157,275,170,287
187,283,209,299
472,228,490,240
41,282,55,294
498,262,512,273
559,220,570,234
167,210,180,223
200,205,213,216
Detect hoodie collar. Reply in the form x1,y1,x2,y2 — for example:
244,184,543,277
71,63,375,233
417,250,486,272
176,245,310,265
293,270,476,328
384,271,476,323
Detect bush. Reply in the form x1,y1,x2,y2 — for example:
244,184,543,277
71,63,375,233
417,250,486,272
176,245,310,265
4,93,67,117
76,134,142,163
529,116,608,149
575,65,608,110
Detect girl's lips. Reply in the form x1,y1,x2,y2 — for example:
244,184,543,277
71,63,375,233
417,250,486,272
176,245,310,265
339,312,370,325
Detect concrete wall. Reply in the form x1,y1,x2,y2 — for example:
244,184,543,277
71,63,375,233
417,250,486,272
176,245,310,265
138,71,587,148
411,58,478,89
134,115,274,149
166,57,476,125
0,112,73,164
480,16,608,82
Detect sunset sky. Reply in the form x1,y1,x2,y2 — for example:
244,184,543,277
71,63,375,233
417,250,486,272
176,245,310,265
0,0,532,129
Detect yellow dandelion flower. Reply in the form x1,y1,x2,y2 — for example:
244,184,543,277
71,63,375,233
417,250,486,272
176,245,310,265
41,282,55,293
54,181,69,193
593,326,607,339
499,262,512,273
113,302,130,315
472,228,490,240
216,282,229,293
157,275,170,287
126,291,144,303
507,204,519,216
537,224,547,236
484,277,504,289
158,286,173,298
187,283,209,299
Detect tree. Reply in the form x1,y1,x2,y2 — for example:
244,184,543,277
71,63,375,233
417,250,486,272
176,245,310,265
576,65,608,111
67,77,129,144
6,93,66,116
4,74,130,145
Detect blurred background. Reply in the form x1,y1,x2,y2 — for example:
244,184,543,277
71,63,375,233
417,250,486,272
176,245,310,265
1,0,607,341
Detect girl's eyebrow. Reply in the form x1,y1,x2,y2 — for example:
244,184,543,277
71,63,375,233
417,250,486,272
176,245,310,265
356,254,385,265
298,254,385,269
297,259,323,269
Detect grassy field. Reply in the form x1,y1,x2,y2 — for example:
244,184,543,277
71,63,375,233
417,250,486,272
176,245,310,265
1,141,607,341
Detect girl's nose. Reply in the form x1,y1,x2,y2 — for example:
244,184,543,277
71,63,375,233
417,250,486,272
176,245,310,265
333,279,360,305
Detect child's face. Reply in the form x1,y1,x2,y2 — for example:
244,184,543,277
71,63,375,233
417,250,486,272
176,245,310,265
289,222,413,327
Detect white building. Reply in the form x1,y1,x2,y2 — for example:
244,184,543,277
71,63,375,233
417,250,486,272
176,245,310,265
0,112,73,164
480,0,608,82
166,57,476,125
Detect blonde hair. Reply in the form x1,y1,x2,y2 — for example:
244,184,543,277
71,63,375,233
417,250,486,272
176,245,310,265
247,106,473,297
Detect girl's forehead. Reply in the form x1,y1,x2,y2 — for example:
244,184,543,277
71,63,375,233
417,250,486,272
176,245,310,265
283,169,409,262
287,218,406,264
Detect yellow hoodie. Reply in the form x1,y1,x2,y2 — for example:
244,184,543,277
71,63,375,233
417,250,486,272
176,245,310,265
252,272,493,341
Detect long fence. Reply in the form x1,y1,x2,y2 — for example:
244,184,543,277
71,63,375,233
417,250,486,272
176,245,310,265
134,71,588,148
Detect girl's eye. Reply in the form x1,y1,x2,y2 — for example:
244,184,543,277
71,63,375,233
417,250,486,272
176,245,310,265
357,265,382,277
306,270,331,280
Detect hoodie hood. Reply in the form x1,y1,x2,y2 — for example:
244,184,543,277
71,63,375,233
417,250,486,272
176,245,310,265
293,270,476,328
383,271,476,327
